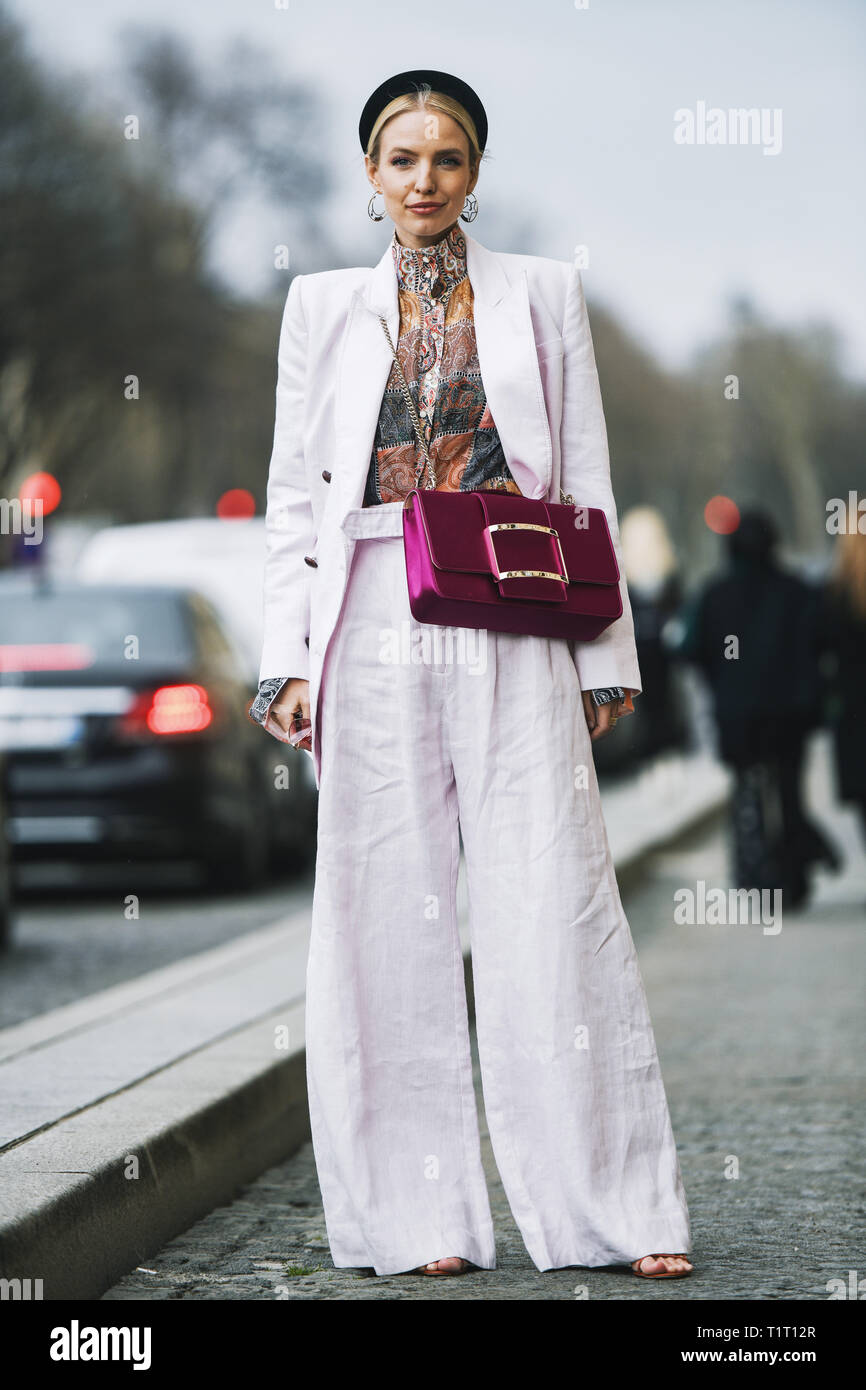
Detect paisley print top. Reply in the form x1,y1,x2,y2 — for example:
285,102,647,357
363,223,520,504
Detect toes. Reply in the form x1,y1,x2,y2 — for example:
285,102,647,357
416,1256,468,1274
632,1252,693,1277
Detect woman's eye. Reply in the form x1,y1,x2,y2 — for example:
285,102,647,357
389,155,461,167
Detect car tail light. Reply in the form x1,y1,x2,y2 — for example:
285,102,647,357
117,684,214,739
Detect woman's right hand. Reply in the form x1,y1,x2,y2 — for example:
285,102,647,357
270,677,312,752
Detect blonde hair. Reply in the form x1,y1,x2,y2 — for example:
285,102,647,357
620,506,678,588
366,83,484,173
828,524,866,621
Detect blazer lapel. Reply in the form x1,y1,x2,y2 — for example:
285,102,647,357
331,229,552,525
331,241,399,525
463,231,552,500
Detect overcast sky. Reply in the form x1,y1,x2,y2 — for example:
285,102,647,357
10,0,866,377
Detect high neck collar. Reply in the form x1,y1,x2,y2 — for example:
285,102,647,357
390,223,467,299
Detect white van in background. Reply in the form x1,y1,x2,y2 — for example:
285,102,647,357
76,517,268,685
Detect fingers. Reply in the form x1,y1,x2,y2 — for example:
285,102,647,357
271,681,310,734
294,695,312,751
270,702,296,735
272,704,312,752
582,692,622,741
270,678,312,751
593,704,615,740
582,691,599,736
272,698,310,732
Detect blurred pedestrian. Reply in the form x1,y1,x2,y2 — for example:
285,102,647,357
815,525,866,849
676,507,839,906
621,506,688,756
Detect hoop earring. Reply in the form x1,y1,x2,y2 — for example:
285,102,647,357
367,191,386,222
460,192,478,223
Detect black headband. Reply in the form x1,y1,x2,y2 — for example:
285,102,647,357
358,69,488,156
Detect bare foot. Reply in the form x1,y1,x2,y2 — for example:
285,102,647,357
413,1257,470,1275
631,1252,693,1279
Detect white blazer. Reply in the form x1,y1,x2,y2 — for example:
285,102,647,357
259,228,642,786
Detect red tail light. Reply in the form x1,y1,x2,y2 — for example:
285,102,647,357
118,684,214,738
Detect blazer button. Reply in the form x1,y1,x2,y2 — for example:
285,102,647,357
304,555,318,568
321,470,332,483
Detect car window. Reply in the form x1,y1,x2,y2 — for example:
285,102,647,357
0,590,195,674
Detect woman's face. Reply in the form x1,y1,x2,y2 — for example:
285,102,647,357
365,108,479,249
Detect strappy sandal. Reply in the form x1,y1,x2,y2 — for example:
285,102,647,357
631,1253,693,1279
412,1257,471,1275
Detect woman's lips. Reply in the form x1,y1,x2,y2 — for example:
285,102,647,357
409,204,444,213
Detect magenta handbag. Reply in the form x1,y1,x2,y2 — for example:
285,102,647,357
378,315,622,642
403,488,622,640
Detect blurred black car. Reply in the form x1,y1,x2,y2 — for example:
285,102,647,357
0,574,317,890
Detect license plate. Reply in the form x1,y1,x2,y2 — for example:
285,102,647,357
0,715,85,750
9,815,102,844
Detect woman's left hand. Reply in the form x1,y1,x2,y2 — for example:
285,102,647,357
582,689,636,741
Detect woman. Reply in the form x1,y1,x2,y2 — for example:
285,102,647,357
250,69,692,1281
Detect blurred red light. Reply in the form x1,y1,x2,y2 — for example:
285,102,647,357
20,472,62,516
704,495,741,535
216,489,256,520
146,684,213,735
116,685,214,739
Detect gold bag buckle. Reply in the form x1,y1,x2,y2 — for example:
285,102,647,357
484,521,569,584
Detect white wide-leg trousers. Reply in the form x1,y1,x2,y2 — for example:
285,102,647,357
305,501,691,1276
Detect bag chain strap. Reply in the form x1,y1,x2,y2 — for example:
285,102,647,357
377,314,573,504
378,316,437,491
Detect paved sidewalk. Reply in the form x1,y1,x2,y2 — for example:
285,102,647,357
102,736,865,1301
